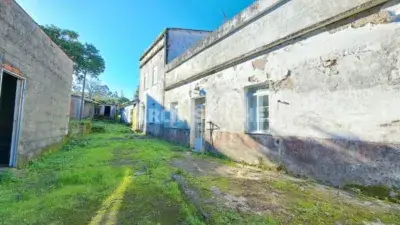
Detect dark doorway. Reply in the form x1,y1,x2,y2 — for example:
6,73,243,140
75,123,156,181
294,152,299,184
0,72,18,166
104,106,111,117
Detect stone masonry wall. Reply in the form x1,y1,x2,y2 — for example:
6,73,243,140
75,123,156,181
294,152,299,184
0,1,73,165
164,1,400,188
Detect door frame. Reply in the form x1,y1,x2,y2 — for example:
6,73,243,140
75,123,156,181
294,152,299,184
190,96,206,151
0,68,26,167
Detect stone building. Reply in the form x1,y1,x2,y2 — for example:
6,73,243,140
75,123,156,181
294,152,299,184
0,1,73,167
138,28,210,136
138,0,400,188
70,94,96,119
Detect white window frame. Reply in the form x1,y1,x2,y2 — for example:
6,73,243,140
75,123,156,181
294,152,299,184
152,67,158,85
245,85,269,134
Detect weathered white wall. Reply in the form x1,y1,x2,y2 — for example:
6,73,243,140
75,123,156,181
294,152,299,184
167,29,210,63
268,23,400,143
122,104,134,124
165,0,389,89
183,14,399,143
139,37,165,131
165,0,400,143
163,1,400,187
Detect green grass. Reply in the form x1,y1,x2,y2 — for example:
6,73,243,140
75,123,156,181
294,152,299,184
269,179,400,224
1,122,399,225
0,122,201,225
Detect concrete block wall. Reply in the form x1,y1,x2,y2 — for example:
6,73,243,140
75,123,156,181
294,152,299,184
0,1,73,165
162,0,400,188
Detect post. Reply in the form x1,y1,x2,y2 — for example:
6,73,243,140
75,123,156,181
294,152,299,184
79,72,87,121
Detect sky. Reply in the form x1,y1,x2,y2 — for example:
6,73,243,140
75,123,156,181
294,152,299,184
16,0,254,99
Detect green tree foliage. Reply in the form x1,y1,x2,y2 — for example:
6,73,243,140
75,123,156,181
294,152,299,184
41,25,105,80
80,43,105,80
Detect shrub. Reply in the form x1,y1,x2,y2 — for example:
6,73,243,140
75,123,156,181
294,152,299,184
92,123,106,133
69,120,92,137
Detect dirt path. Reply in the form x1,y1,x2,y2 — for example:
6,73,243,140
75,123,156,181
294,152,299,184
171,152,400,225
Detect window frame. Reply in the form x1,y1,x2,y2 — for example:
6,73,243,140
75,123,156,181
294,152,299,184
143,73,148,90
245,84,270,134
152,67,158,85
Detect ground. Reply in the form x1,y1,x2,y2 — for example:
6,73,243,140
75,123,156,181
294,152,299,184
0,122,399,225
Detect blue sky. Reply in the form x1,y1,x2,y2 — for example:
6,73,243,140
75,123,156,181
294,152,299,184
16,0,254,99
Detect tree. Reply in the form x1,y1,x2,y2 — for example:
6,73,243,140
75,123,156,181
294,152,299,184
41,25,105,80
41,25,84,75
72,77,111,99
79,43,105,80
41,25,105,120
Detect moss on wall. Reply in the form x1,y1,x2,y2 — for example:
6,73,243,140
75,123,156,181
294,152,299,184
68,120,92,137
17,136,70,168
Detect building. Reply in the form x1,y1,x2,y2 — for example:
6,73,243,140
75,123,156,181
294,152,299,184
96,104,117,119
121,101,138,124
138,0,400,188
0,1,73,167
70,94,96,119
138,28,211,137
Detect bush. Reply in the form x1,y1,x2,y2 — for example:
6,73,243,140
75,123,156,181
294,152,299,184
118,126,131,133
92,123,106,133
69,120,92,137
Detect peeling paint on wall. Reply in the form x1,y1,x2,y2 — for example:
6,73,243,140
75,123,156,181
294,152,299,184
142,0,400,188
251,57,268,70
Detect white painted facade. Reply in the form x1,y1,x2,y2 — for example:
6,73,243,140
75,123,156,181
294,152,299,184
138,0,400,188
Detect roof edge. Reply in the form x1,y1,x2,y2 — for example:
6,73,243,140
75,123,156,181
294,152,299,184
139,27,213,61
139,29,167,61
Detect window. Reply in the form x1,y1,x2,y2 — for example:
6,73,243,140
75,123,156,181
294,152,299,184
143,73,147,90
170,102,178,127
152,67,158,85
246,85,269,133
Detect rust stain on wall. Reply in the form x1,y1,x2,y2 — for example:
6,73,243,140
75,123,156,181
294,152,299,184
2,63,22,76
